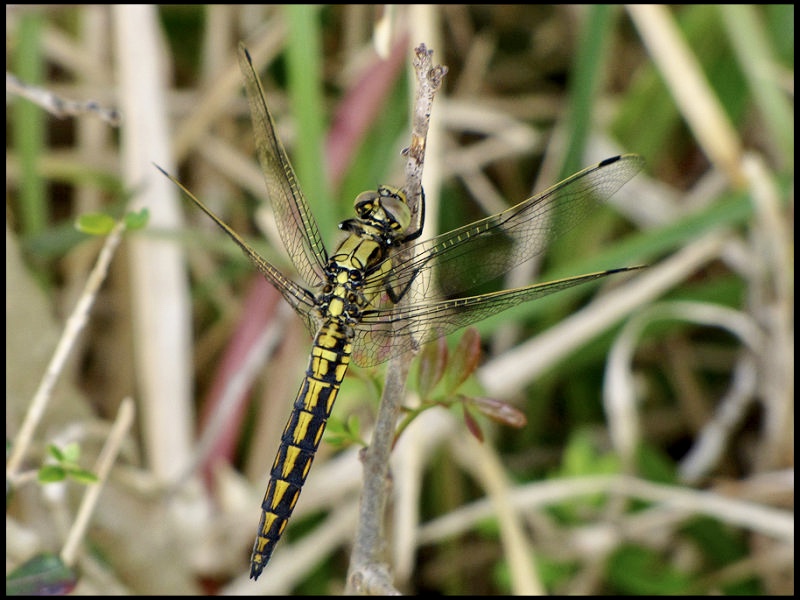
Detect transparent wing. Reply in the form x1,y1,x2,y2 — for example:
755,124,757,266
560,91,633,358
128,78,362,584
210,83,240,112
351,154,645,367
363,154,645,305
158,166,321,337
238,44,328,289
352,267,641,367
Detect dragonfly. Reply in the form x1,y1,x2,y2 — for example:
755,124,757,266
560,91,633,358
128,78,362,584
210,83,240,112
160,45,644,580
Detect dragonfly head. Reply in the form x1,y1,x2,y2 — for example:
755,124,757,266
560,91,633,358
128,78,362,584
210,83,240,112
353,186,412,237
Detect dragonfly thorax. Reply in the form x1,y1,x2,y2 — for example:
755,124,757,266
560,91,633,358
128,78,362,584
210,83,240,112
321,186,416,326
320,218,397,324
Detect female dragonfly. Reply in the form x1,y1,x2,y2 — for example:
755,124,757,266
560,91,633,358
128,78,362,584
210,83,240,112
160,45,644,580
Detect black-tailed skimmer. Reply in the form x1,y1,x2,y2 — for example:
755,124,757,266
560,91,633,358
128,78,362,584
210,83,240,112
159,45,645,580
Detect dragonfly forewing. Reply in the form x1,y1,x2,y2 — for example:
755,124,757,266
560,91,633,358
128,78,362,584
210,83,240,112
366,154,645,307
238,45,329,290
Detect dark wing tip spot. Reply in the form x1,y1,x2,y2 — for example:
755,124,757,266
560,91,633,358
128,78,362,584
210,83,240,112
598,155,622,167
241,44,253,64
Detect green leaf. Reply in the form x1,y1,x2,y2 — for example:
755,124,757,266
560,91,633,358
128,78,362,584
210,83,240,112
635,443,678,484
61,442,81,463
5,552,78,595
68,468,99,484
124,207,150,230
75,212,116,235
46,443,65,461
325,414,365,447
559,430,621,477
37,465,66,483
606,545,692,594
346,414,361,440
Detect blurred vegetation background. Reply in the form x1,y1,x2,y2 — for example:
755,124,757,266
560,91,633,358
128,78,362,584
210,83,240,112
6,5,793,595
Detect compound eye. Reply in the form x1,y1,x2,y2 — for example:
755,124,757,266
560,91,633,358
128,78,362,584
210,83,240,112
353,191,379,216
380,194,412,231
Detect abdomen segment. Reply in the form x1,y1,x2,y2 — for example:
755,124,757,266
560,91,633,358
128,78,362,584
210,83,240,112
250,320,353,580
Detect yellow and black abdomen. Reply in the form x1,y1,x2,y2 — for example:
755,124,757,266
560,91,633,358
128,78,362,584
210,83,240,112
250,319,353,579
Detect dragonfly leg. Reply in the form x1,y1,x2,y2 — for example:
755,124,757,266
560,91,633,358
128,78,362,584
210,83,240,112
400,186,426,243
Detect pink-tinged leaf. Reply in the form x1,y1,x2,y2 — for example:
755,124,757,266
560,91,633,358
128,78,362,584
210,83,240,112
462,404,484,443
417,336,448,398
445,328,482,394
467,396,528,429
